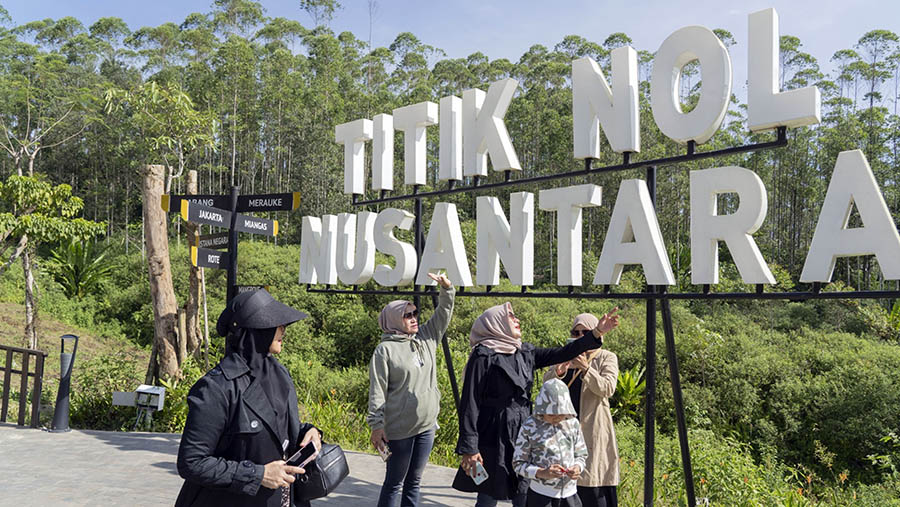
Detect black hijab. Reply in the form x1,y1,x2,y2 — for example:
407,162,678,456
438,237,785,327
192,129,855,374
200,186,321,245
227,326,292,444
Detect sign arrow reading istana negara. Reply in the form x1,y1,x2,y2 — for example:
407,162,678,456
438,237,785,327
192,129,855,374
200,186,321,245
162,192,300,213
191,246,230,269
180,201,278,237
190,232,230,250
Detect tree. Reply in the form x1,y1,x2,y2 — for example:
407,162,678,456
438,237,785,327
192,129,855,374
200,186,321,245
0,174,104,348
105,81,218,193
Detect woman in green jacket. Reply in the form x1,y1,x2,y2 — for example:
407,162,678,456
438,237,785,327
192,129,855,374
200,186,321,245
367,272,455,507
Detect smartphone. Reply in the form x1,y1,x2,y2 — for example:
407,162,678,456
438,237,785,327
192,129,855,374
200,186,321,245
377,444,392,462
470,461,489,485
286,442,317,468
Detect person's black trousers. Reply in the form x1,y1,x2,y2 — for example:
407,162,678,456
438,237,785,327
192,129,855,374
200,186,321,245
525,491,582,507
576,486,618,507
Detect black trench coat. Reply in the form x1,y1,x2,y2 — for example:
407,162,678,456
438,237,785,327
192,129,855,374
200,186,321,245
452,335,602,500
175,354,315,507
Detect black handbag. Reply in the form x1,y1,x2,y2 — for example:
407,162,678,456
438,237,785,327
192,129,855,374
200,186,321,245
296,443,350,501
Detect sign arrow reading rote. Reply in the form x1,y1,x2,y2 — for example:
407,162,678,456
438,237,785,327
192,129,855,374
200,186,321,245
191,246,230,269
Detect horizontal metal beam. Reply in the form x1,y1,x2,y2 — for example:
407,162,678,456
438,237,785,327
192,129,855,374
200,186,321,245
306,285,900,301
351,127,787,206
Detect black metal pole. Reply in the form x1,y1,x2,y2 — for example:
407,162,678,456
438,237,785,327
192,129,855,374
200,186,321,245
643,165,657,506
661,297,697,505
226,186,240,303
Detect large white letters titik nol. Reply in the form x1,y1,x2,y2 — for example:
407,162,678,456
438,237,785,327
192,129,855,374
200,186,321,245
801,150,900,282
651,26,732,145
393,102,438,186
594,179,674,285
335,119,373,195
572,46,640,157
690,166,775,284
476,193,534,286
747,8,820,131
463,79,521,177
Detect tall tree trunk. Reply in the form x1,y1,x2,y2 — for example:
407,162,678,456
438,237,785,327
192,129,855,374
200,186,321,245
184,170,203,359
22,240,37,349
142,164,181,382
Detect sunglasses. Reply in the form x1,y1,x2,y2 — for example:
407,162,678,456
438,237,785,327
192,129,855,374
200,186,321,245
570,329,591,338
403,309,419,319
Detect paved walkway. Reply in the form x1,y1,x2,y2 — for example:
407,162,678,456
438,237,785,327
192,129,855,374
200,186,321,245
0,423,478,506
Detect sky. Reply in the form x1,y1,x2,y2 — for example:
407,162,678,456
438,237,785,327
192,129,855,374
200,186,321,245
5,0,900,99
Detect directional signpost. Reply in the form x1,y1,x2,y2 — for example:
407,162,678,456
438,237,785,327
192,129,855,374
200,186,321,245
162,188,299,302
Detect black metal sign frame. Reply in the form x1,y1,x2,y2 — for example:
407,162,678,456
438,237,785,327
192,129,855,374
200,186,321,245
307,125,900,506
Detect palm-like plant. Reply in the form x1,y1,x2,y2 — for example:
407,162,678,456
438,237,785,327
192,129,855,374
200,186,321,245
47,239,113,299
611,363,646,423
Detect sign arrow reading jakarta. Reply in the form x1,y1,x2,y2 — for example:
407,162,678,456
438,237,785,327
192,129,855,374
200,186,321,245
191,246,230,269
181,201,278,237
163,192,300,213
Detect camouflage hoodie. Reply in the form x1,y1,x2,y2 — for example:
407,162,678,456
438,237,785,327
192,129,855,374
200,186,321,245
512,379,588,498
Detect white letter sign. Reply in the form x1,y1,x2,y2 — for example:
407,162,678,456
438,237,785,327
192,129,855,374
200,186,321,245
690,166,775,284
373,208,418,287
335,119,373,195
651,26,732,145
572,46,640,157
539,184,602,286
801,150,900,282
476,192,534,286
393,101,439,186
748,8,821,131
594,179,674,285
337,212,377,285
416,203,473,286
299,215,338,284
463,79,522,177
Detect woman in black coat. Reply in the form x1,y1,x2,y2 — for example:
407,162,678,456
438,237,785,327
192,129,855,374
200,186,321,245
175,289,322,507
452,302,619,507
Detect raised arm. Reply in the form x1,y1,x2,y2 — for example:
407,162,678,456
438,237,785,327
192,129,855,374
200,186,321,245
417,275,455,341
534,307,620,368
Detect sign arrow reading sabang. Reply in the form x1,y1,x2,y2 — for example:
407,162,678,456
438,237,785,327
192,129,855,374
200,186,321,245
162,192,300,213
181,201,278,237
191,246,230,269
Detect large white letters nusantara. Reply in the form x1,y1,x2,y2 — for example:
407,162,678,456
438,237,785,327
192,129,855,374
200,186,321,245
300,9,900,290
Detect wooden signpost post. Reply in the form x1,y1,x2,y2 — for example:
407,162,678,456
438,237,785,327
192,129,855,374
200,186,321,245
162,187,299,302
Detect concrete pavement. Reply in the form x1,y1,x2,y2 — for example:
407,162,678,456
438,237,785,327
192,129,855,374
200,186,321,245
0,423,478,506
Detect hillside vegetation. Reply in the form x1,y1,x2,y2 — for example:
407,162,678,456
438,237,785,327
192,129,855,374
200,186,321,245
2,240,899,505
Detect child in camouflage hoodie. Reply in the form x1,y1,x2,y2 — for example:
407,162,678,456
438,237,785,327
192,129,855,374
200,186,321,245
513,378,588,507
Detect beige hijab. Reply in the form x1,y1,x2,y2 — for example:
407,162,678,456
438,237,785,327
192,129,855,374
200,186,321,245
379,300,415,335
469,302,522,354
571,313,599,334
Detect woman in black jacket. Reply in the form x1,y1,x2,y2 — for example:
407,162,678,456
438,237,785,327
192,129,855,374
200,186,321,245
452,302,619,507
176,289,322,507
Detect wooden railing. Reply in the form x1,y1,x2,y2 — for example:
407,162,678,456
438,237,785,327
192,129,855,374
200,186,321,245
0,344,48,427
